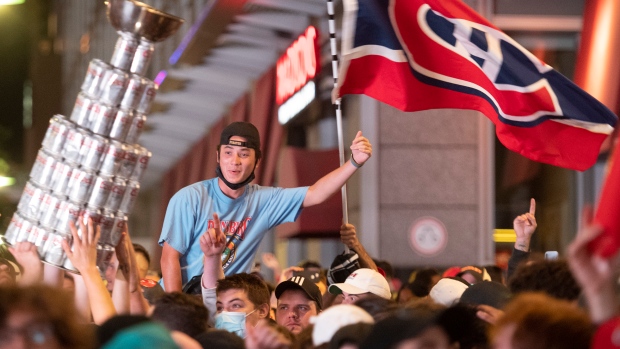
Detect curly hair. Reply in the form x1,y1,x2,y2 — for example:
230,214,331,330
150,292,209,337
216,272,270,308
508,259,581,301
0,285,94,349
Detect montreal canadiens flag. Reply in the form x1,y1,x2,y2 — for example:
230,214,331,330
335,0,618,171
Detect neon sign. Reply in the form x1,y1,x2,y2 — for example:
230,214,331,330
276,26,320,105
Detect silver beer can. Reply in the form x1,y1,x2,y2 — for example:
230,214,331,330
107,212,126,247
119,180,140,214
98,210,116,246
40,193,62,229
79,134,109,171
70,93,96,129
136,79,157,114
78,207,103,236
17,218,36,244
34,226,51,257
67,169,95,204
89,102,117,137
17,181,37,213
100,68,129,106
51,161,74,197
18,182,46,221
27,224,44,245
54,200,84,234
62,257,79,274
81,59,110,98
105,178,127,212
96,244,116,275
99,140,127,177
129,146,152,182
120,74,144,110
108,109,133,142
117,145,138,179
61,127,87,164
29,149,58,189
110,32,139,71
87,176,113,208
42,115,72,156
130,39,154,75
125,112,146,144
3,213,24,246
43,231,69,266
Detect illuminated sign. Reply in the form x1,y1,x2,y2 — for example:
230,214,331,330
276,26,320,106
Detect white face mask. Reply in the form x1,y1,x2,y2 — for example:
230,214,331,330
214,309,257,338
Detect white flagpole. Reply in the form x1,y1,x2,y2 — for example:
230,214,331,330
327,0,350,253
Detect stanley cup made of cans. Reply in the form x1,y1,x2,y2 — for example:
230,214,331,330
3,0,183,274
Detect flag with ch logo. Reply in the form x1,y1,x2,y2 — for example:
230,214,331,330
334,0,617,171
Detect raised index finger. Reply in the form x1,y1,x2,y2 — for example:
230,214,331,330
212,213,221,232
529,198,536,215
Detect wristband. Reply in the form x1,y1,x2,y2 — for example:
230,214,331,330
350,154,363,168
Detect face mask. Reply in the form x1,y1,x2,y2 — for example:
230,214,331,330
214,309,257,338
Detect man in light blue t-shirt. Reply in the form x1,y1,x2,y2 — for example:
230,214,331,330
159,121,372,292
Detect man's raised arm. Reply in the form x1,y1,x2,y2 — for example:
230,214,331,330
161,242,182,292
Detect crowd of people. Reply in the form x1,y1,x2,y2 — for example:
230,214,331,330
1,121,620,349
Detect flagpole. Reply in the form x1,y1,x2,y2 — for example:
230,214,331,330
327,0,350,253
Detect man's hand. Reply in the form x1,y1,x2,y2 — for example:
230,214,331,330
246,320,292,349
513,198,536,252
200,213,226,258
62,219,100,274
262,252,280,270
476,304,504,325
8,241,42,285
350,131,372,166
340,223,361,250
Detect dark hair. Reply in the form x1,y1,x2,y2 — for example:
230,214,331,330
409,268,440,297
298,260,322,269
132,243,150,265
150,292,209,337
508,259,580,301
484,265,505,284
373,260,395,279
491,293,593,349
0,285,94,349
216,272,270,308
354,294,398,321
437,304,489,349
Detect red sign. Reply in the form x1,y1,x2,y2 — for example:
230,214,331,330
276,26,320,105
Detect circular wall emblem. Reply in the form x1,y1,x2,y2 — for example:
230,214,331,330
409,217,448,256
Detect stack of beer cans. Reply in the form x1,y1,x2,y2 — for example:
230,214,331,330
3,32,156,274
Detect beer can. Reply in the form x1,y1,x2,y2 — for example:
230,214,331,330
18,182,46,221
81,59,110,98
61,127,87,164
3,213,24,246
105,178,127,212
67,169,95,204
43,231,69,266
89,102,117,137
39,193,62,229
69,93,96,129
100,68,129,106
96,244,116,274
87,176,113,208
136,79,157,114
51,161,74,197
107,212,127,247
34,226,51,256
120,74,144,110
117,145,138,179
129,146,151,182
27,224,44,245
99,140,126,177
54,200,84,234
130,39,154,75
62,257,79,274
125,112,146,144
78,134,109,171
110,32,139,71
42,115,72,156
108,109,133,142
17,181,37,213
79,207,103,234
119,180,140,214
17,218,36,244
29,149,58,189
98,210,116,246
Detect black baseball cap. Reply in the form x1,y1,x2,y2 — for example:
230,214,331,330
220,122,261,154
275,276,323,311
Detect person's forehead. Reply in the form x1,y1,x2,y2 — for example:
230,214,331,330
218,288,251,302
278,289,313,304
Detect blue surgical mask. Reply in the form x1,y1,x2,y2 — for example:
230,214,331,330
214,309,256,338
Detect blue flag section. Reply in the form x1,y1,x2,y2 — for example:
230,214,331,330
335,0,618,171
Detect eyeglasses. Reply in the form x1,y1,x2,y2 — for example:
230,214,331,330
0,322,54,346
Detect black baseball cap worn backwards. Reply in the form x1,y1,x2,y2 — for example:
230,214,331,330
216,122,262,190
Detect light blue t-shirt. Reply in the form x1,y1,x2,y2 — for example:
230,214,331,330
159,178,308,287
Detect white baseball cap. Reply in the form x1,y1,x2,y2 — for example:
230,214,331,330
328,268,391,299
310,304,374,346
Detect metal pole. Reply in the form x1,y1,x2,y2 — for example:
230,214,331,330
327,0,350,253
